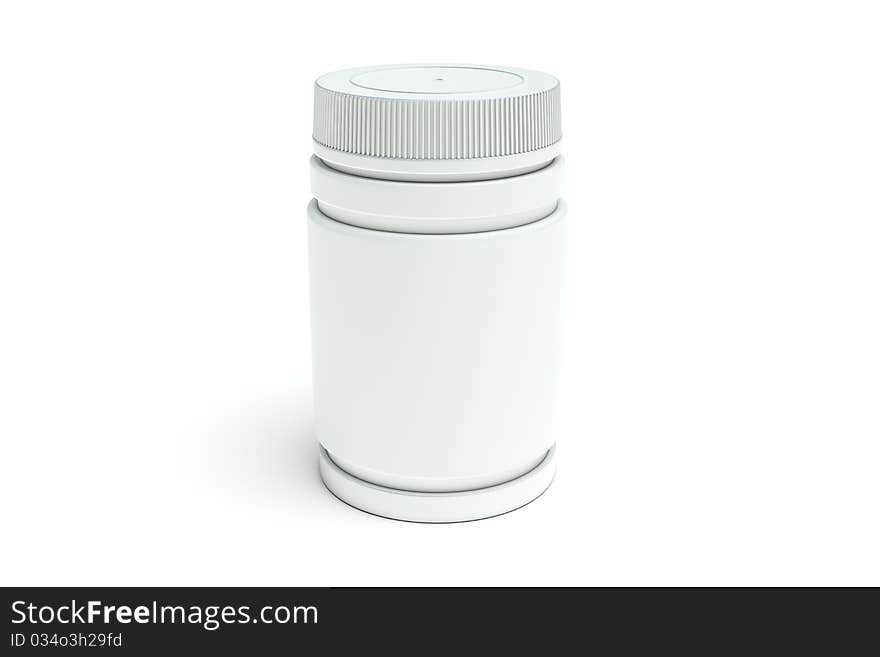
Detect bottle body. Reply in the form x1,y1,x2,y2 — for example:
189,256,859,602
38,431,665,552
309,195,564,494
309,156,564,518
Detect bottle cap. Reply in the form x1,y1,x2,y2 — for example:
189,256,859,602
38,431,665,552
313,64,561,180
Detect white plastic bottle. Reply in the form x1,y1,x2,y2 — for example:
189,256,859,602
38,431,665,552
309,65,564,522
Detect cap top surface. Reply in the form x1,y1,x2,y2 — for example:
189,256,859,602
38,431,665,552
349,66,525,95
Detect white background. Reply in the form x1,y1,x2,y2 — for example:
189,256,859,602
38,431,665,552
1,1,878,586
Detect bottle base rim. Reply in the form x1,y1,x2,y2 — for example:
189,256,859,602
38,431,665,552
318,445,556,523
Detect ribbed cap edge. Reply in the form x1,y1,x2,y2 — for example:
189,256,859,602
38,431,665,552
313,76,561,161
